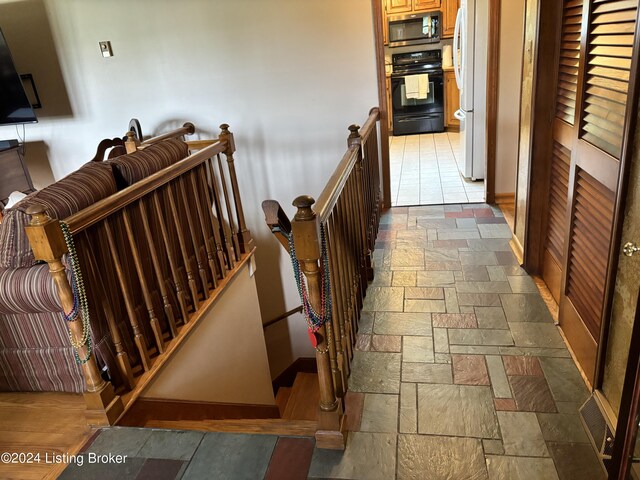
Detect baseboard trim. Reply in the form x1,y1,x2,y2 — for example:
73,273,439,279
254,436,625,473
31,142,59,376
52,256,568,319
495,192,515,204
118,397,280,427
272,357,317,394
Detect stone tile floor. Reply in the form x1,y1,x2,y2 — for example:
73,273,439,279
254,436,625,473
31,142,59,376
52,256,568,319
60,204,606,480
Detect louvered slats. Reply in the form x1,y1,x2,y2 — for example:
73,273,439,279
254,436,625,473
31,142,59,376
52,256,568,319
556,0,584,124
545,143,571,262
566,169,615,340
581,0,638,158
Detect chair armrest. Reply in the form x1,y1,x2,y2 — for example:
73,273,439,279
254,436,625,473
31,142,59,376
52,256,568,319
0,264,63,314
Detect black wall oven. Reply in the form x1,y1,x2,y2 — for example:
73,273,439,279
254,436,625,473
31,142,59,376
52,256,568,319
391,50,444,136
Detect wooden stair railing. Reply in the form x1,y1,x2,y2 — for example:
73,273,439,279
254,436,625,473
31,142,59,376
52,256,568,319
262,107,382,449
25,123,253,426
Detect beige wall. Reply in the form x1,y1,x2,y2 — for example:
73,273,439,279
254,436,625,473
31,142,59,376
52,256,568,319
602,106,640,417
494,0,525,195
0,0,379,377
142,259,275,405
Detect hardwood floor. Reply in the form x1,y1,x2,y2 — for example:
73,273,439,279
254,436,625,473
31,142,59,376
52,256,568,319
0,392,92,480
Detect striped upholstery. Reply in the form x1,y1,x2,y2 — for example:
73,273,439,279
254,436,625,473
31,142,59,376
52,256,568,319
0,264,62,314
0,341,84,393
107,138,189,188
0,161,117,269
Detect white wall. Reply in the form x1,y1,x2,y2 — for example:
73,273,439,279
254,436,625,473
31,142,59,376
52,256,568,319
495,0,525,195
0,0,379,377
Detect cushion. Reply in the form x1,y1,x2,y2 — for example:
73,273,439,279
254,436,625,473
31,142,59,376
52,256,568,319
0,161,117,269
107,138,189,188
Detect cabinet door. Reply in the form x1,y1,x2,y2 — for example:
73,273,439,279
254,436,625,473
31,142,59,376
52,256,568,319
414,0,441,12
386,0,412,14
442,0,459,38
445,71,460,127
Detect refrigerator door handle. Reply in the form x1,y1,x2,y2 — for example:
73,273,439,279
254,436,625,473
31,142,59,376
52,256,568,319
453,7,463,89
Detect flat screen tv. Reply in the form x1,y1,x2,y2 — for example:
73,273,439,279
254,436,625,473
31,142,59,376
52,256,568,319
0,28,37,126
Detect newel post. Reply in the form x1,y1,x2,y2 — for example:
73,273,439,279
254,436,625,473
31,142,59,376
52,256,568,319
25,205,124,426
348,124,374,281
219,124,254,253
291,196,347,450
124,131,138,154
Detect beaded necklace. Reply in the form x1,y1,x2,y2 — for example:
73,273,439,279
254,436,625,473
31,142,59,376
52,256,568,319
283,223,332,347
60,222,92,365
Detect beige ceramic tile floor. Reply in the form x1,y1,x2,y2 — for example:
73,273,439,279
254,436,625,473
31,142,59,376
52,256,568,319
390,132,485,206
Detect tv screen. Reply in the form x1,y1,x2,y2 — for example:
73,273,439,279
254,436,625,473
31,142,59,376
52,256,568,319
0,28,37,126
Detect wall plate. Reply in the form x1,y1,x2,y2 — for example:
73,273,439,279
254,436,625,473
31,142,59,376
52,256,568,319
99,41,113,58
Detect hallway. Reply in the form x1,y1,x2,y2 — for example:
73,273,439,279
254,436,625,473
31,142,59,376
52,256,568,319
310,204,603,479
58,205,604,480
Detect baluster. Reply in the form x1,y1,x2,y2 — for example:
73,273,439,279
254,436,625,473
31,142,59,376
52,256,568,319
326,214,350,380
81,231,135,389
122,208,165,354
138,200,178,337
216,153,241,262
177,177,209,295
219,124,254,253
152,191,190,322
319,220,344,399
25,205,124,425
103,218,151,371
334,196,356,351
291,196,346,450
338,190,358,345
189,169,219,286
205,158,235,270
198,163,228,277
166,182,200,310
344,177,364,312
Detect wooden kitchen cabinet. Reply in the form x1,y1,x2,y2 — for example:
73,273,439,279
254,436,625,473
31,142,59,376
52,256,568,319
386,0,412,14
442,0,459,38
414,0,441,12
385,0,440,16
444,70,460,128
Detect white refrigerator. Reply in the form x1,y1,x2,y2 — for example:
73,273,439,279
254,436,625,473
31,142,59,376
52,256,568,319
453,0,489,180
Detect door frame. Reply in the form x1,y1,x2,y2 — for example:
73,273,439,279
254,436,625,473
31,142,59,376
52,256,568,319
521,1,640,391
610,290,640,479
371,0,500,208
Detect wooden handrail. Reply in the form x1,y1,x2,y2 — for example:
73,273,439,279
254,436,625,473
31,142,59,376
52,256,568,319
65,140,226,234
315,147,359,223
24,121,254,429
314,108,380,222
140,122,195,146
262,107,382,451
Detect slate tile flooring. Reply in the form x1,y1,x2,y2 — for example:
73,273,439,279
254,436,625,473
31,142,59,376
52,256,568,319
60,205,604,479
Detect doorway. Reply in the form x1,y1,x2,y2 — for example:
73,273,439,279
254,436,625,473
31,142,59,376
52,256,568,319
372,0,520,211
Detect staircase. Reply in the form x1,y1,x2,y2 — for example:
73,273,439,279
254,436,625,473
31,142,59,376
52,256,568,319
142,372,321,437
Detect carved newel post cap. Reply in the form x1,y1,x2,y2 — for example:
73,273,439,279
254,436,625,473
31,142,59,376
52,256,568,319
348,124,361,136
125,131,136,141
25,204,49,225
183,122,196,135
293,195,316,221
219,123,230,134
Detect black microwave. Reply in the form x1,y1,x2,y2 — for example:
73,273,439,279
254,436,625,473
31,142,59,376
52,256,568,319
388,12,441,47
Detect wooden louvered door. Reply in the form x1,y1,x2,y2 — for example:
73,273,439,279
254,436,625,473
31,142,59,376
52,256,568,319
551,0,640,384
541,0,583,302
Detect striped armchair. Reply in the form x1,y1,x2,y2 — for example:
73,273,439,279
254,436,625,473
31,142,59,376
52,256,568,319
0,139,189,393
